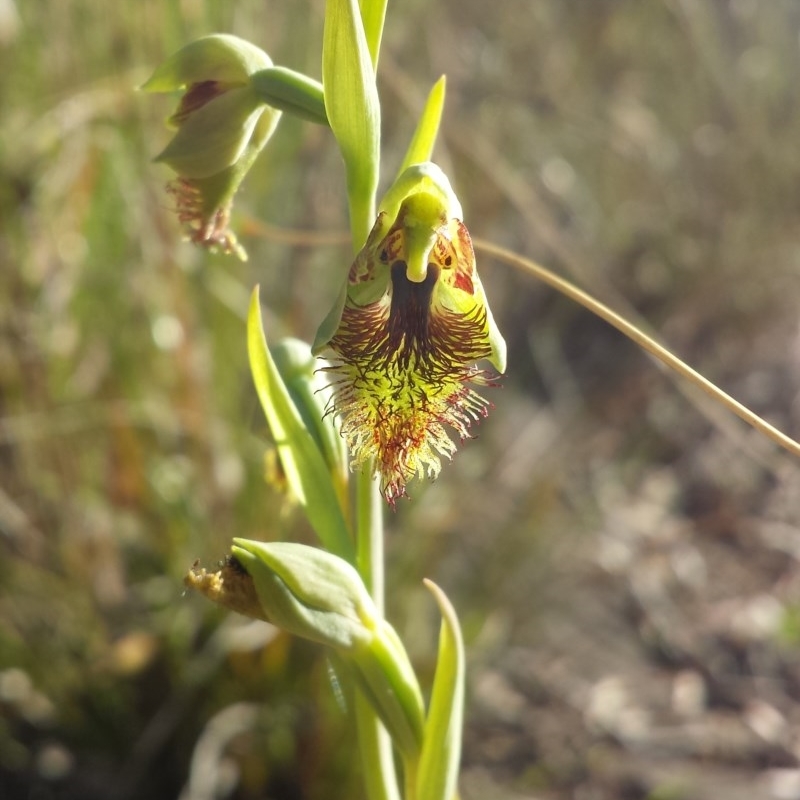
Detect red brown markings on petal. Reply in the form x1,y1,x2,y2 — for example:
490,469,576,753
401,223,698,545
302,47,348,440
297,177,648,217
428,303,492,367
330,272,492,384
170,81,229,125
434,230,460,267
330,299,390,363
348,251,374,284
452,221,476,294
373,227,405,280
452,265,474,294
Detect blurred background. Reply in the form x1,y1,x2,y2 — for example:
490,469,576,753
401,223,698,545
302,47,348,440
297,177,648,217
2,0,800,798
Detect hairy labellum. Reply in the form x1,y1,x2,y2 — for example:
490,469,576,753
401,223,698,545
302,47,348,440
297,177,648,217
317,202,505,505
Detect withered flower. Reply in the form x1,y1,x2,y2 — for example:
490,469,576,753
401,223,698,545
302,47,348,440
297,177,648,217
314,164,506,505
142,35,282,259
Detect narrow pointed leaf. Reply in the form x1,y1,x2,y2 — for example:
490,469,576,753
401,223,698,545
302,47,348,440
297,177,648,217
323,0,381,245
417,580,465,800
397,76,447,178
247,287,354,562
349,618,426,758
270,338,348,503
358,0,388,70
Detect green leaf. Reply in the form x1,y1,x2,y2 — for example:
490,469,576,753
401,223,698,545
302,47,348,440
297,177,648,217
247,287,355,563
323,0,381,245
270,338,348,500
349,618,426,759
417,580,465,800
358,0,388,70
250,67,328,125
397,76,447,177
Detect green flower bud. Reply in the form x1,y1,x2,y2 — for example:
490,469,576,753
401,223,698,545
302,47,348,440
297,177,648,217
185,540,425,756
230,539,374,650
142,34,282,260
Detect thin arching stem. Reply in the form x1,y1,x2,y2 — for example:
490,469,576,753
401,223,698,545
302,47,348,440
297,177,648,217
475,238,800,460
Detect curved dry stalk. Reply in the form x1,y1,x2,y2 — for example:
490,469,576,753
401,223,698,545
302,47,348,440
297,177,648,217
474,238,800,460
242,217,352,247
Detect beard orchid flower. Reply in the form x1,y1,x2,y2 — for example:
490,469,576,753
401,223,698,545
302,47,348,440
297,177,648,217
313,163,506,506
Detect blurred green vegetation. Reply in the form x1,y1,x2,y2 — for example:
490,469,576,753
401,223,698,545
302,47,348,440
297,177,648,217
2,1,800,799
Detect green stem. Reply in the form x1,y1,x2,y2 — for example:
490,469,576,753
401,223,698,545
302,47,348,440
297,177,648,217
356,461,384,611
356,691,401,800
403,755,419,800
359,0,388,70
354,460,400,797
344,1,394,787
346,173,377,251
250,67,328,125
